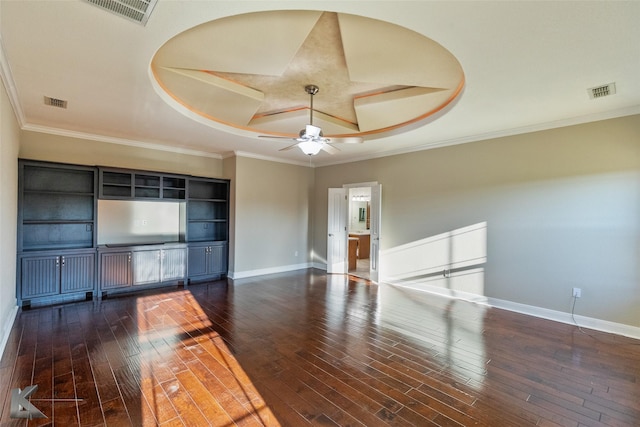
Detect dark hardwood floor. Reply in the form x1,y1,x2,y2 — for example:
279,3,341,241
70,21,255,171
1,269,639,426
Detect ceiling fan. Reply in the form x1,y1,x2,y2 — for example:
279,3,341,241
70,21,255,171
259,84,363,155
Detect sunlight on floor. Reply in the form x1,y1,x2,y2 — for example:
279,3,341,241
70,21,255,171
135,290,280,426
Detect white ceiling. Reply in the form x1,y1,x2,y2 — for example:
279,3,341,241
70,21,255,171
1,1,639,167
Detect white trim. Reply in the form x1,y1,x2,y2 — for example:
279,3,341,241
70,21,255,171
312,262,327,271
0,305,19,360
0,36,25,127
229,262,313,280
22,124,223,159
342,181,379,189
313,105,640,168
486,296,640,340
383,280,640,340
232,151,314,168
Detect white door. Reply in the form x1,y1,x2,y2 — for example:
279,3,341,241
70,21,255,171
369,184,382,282
327,188,348,274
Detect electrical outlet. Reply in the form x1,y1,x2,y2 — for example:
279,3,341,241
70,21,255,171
294,251,298,257
572,287,582,298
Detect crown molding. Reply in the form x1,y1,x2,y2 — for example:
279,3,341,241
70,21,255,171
0,36,25,127
22,124,223,159
313,106,640,168
231,150,315,168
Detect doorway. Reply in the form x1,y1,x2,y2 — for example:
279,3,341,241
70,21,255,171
327,182,381,282
347,187,372,279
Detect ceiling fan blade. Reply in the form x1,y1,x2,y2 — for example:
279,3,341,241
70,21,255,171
326,136,364,144
321,143,340,155
278,142,301,152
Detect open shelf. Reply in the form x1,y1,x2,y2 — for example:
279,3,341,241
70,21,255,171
186,178,229,243
20,162,97,253
100,168,187,200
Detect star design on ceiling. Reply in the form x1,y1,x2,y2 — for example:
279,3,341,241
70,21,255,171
209,12,408,128
152,10,464,139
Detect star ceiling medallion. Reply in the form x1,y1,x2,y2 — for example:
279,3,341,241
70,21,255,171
150,10,464,141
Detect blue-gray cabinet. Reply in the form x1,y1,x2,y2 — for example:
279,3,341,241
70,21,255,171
132,246,187,285
17,160,97,307
19,250,96,304
133,249,161,285
99,251,132,290
186,178,229,243
18,159,229,306
188,242,227,282
98,244,187,295
186,177,229,282
19,161,96,252
162,247,188,282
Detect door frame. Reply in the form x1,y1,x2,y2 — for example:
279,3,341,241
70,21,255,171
341,181,382,282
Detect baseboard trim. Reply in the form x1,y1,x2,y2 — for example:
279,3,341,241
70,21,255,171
0,304,19,360
383,281,640,340
312,262,327,271
486,296,640,340
229,262,313,280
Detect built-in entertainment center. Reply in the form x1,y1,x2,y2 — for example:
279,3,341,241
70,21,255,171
17,159,230,307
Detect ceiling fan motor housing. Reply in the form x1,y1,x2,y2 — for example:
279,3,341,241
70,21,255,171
304,124,322,139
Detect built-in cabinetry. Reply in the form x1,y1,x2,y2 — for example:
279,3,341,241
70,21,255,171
17,161,97,306
17,160,230,307
187,242,227,282
20,250,95,302
185,178,229,283
99,168,186,200
98,243,187,294
186,178,228,242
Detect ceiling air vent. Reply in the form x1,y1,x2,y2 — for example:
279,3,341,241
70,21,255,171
83,0,158,26
44,96,68,109
588,83,616,99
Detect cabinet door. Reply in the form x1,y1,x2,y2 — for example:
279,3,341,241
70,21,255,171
133,250,161,285
100,252,132,289
61,252,95,293
209,244,227,275
21,256,60,298
187,245,208,278
162,248,186,282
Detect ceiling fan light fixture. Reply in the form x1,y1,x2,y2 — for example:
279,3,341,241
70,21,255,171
298,139,323,155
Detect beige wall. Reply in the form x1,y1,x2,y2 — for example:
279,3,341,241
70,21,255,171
314,115,640,327
222,155,237,273
0,76,20,351
231,155,314,277
20,131,223,178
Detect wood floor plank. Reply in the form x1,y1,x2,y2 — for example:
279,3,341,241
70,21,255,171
53,371,80,426
160,378,209,426
174,368,237,426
